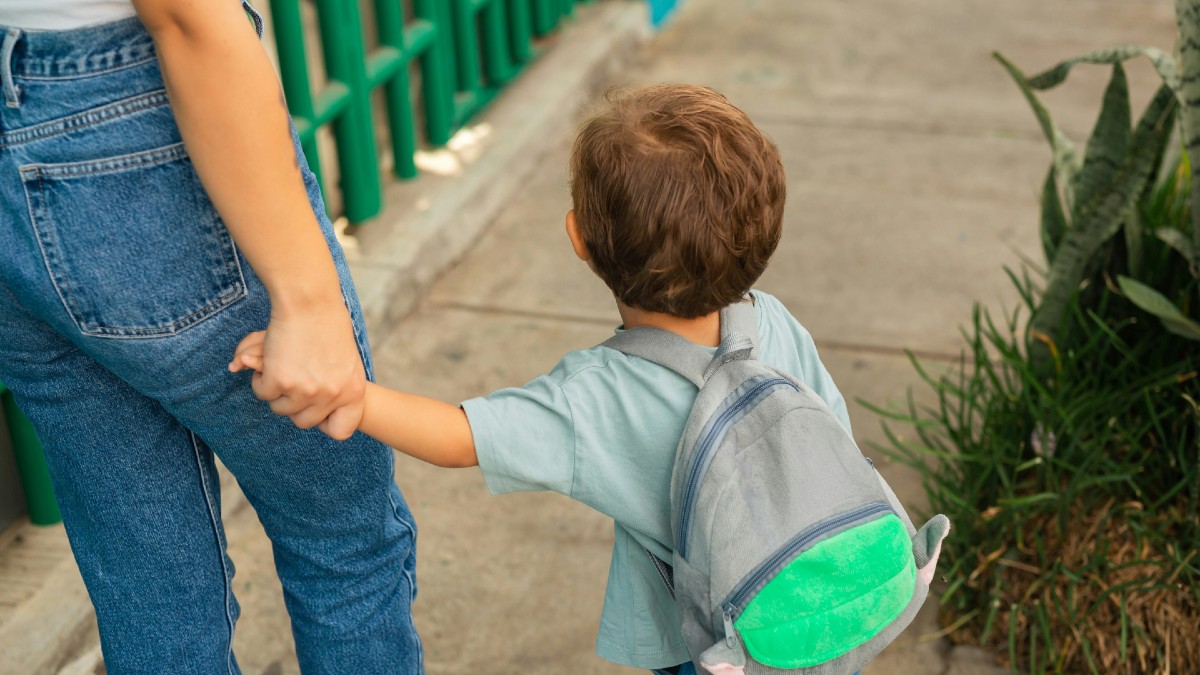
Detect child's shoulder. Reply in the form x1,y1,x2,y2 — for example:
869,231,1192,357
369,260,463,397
542,290,814,392
546,340,669,388
545,344,626,383
545,333,712,399
748,289,814,343
749,288,801,325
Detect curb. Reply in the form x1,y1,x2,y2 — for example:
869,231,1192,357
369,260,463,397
342,0,651,341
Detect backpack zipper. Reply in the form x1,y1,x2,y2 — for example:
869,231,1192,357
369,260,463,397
720,501,895,634
677,376,799,559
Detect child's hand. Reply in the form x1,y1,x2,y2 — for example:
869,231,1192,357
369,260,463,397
229,331,267,374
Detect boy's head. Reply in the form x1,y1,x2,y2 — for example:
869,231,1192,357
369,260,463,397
568,84,785,319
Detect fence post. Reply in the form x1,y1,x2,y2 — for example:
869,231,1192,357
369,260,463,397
507,0,535,64
373,0,420,179
415,0,455,146
0,386,61,526
314,0,382,223
531,0,556,36
480,0,516,87
269,0,325,196
449,1,483,97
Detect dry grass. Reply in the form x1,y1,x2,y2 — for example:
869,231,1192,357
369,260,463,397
945,502,1199,674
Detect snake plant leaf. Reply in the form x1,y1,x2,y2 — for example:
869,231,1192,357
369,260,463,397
1125,210,1145,278
1041,165,1069,263
1175,0,1200,303
1117,275,1200,340
1157,228,1199,269
1074,63,1133,220
1030,86,1179,364
995,52,1081,207
1024,45,1181,95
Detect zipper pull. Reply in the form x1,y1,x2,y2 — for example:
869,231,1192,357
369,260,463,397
722,605,738,648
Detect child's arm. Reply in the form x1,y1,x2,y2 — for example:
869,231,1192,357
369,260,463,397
359,384,478,468
230,332,478,468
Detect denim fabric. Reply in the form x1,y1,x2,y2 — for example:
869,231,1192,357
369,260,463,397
651,664,698,675
0,17,422,675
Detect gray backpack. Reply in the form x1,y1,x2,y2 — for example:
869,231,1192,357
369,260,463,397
602,300,950,675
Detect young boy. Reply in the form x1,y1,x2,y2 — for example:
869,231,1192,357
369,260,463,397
231,83,853,674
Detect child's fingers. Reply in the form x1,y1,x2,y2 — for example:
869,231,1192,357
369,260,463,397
234,351,266,372
228,331,268,372
318,402,363,441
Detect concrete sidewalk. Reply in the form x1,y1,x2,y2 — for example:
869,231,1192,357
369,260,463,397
0,0,1179,672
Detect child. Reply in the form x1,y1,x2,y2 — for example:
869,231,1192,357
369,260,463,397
232,83,854,674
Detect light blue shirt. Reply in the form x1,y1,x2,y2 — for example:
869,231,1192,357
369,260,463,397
461,291,852,669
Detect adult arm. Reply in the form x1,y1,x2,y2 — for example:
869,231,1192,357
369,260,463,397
132,0,364,439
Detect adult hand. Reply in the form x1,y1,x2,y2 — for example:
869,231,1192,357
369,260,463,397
229,302,365,441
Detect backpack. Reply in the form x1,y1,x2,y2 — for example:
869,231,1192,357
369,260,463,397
601,299,951,675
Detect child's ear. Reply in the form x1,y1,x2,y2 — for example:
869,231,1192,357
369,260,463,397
565,210,591,262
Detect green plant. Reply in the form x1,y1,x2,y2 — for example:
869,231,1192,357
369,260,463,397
1175,0,1200,314
866,45,1200,672
865,268,1200,673
993,48,1192,360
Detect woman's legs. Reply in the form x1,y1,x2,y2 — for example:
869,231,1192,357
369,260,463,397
0,18,421,673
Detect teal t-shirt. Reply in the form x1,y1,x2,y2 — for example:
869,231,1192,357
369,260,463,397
461,291,852,669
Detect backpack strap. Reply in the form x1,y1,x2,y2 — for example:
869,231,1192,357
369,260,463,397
601,299,760,598
242,1,265,38
600,298,760,388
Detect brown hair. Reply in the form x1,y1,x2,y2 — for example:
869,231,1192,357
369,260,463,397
569,84,786,318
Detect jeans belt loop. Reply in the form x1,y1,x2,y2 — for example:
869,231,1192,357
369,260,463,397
1,28,22,109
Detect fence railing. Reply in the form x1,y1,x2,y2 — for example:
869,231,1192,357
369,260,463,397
267,0,594,224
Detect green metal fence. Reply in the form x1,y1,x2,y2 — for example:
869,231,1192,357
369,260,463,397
268,0,594,225
0,382,61,527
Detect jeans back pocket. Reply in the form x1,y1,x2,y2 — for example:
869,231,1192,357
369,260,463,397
20,143,247,338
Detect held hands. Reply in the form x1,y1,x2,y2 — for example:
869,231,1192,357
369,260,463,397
228,308,365,441
233,317,481,468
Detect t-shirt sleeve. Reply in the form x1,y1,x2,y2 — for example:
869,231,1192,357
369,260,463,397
460,375,576,496
791,319,853,435
754,291,853,434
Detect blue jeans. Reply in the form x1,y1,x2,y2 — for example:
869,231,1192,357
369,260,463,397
652,664,698,675
0,17,421,675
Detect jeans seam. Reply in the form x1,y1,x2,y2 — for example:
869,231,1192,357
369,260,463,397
20,172,79,334
20,142,189,179
17,53,157,81
189,432,237,675
0,89,169,148
77,287,247,339
387,487,423,672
